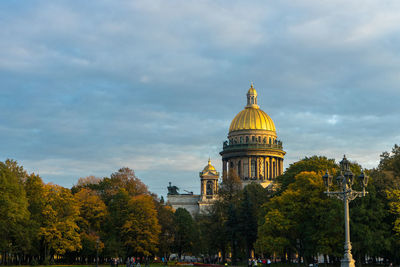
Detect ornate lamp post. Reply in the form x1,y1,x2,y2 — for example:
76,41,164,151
322,155,369,267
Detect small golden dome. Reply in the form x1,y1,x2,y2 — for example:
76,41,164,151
202,158,216,172
247,82,257,96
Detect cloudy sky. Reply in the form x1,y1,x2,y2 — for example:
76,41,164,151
1,0,400,197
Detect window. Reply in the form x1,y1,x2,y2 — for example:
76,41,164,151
246,136,249,143
238,160,241,177
206,181,213,195
240,137,243,144
258,136,261,142
252,136,255,142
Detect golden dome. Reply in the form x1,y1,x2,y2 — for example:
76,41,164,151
247,82,257,96
229,84,276,133
229,107,276,132
202,158,216,172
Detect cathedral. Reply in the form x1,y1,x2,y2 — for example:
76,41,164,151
167,84,285,215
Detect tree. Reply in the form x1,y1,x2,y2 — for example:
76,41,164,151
0,160,30,264
173,208,197,259
156,202,175,260
197,201,229,263
257,171,342,264
277,156,337,192
39,184,81,261
110,168,148,196
74,188,107,261
238,183,269,258
255,209,291,257
367,144,400,264
122,195,161,256
24,174,47,261
103,188,130,258
219,169,242,203
388,190,400,236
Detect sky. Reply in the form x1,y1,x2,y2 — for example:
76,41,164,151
1,0,400,197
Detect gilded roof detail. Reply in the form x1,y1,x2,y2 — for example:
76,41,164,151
229,107,276,132
202,158,216,172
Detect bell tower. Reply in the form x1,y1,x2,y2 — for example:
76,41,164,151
199,159,219,203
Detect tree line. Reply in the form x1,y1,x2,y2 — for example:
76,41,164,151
1,144,400,265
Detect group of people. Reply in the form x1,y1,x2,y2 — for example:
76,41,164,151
248,258,272,267
125,257,150,267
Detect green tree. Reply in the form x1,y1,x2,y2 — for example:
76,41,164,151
197,201,228,263
257,172,342,264
173,208,197,259
368,144,400,263
75,168,150,259
277,156,337,192
388,190,400,236
0,160,30,264
255,209,291,257
219,169,242,203
24,173,47,261
238,183,268,258
350,172,392,265
122,195,161,256
103,188,130,258
219,169,243,262
156,202,175,259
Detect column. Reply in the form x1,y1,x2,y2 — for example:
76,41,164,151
241,159,244,180
222,160,227,178
269,157,272,180
256,157,259,180
278,158,281,176
263,157,267,181
248,157,251,178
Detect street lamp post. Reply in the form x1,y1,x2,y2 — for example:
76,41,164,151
322,155,369,267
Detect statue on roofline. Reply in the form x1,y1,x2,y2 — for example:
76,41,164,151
167,182,180,195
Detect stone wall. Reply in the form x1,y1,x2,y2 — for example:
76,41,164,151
167,194,201,216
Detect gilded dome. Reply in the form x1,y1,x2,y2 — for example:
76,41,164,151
247,83,257,96
229,84,276,133
229,108,276,132
202,159,216,172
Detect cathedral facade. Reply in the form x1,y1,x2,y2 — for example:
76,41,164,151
167,84,285,215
